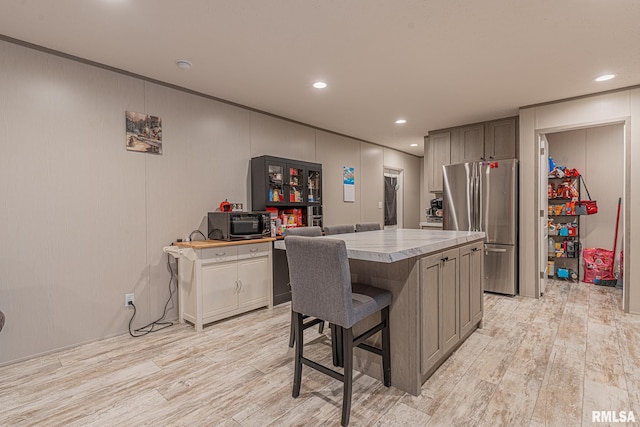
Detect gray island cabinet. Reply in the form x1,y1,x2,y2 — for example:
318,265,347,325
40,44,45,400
275,228,485,396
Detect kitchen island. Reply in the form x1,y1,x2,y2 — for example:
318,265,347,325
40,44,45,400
275,228,485,396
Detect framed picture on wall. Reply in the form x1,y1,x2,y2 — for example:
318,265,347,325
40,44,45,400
125,111,163,154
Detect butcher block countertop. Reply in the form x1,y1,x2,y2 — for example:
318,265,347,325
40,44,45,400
173,238,276,249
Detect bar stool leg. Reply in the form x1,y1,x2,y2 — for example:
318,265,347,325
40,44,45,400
341,327,353,426
381,306,391,387
290,314,325,348
330,324,344,367
292,312,303,398
288,311,296,348
330,324,338,366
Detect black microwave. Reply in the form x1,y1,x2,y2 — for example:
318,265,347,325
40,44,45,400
207,211,270,241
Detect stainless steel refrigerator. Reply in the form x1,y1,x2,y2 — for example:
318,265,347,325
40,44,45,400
443,159,518,295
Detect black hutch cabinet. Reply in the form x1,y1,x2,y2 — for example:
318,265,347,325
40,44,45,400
251,155,323,305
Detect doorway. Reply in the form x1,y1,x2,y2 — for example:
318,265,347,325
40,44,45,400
384,168,403,229
539,134,549,295
537,123,626,305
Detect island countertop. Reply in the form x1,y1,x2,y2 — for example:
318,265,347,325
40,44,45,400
274,228,485,263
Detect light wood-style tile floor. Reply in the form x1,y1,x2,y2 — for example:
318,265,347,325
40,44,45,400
1,280,638,426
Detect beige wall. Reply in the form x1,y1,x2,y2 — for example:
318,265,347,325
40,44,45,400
249,113,316,163
519,90,638,315
315,131,363,226
360,142,385,225
0,40,422,365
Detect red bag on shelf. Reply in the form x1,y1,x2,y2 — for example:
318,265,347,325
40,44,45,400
576,176,597,215
576,200,598,215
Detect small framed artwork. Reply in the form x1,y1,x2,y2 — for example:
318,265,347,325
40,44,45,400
126,111,162,154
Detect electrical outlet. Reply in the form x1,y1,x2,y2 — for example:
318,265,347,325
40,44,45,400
125,293,134,308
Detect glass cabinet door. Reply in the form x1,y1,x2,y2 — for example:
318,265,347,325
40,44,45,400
307,168,321,204
287,166,305,203
268,163,285,203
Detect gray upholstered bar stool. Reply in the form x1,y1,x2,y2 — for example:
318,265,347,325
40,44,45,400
323,224,355,235
284,226,324,347
355,222,381,232
285,236,392,426
285,226,323,237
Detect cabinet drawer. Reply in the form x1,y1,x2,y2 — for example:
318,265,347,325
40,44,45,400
238,242,270,260
200,246,238,263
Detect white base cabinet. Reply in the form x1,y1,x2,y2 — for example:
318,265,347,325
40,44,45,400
178,242,272,331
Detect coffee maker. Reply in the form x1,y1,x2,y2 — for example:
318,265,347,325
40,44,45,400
426,197,443,222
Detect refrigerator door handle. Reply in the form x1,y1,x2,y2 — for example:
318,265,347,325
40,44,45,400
475,163,482,233
485,247,508,253
472,163,478,231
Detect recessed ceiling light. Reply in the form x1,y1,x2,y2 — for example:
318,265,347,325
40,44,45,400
175,60,192,71
410,143,418,147
395,119,407,124
595,74,615,82
313,81,327,89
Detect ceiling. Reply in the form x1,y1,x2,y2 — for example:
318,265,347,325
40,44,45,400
1,1,639,157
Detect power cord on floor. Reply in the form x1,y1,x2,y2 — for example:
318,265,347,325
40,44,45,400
128,252,177,337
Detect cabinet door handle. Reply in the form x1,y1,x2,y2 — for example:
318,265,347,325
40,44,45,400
441,256,449,263
235,280,239,292
472,247,480,252
237,280,243,292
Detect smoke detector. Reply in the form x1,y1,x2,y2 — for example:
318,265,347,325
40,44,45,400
175,60,192,71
